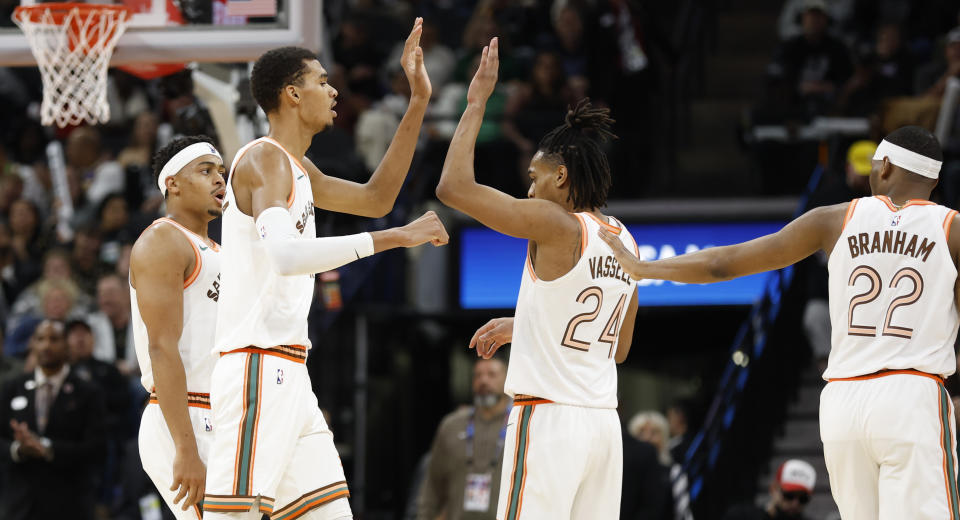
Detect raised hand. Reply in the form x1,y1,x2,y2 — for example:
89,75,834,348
467,37,499,105
400,211,449,247
598,229,644,280
469,317,513,359
170,447,206,511
402,17,432,101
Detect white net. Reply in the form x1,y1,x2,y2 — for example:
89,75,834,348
13,4,130,128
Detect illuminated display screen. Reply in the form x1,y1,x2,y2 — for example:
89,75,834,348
458,221,787,308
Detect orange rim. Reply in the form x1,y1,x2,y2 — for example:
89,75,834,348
14,3,131,24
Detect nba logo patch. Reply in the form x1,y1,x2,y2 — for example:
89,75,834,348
204,417,213,432
277,369,284,385
891,215,901,227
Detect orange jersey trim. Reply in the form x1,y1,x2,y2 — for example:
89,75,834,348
222,345,308,364
945,210,958,239
584,212,621,233
524,242,538,282
611,217,640,256
148,391,211,409
573,213,588,255
260,137,305,209
828,368,944,384
842,199,859,232
875,195,936,212
513,395,553,406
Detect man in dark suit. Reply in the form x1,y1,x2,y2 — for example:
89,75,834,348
0,319,107,520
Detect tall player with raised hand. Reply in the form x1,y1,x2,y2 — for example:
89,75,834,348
130,135,226,519
600,126,960,520
203,18,447,520
436,37,640,519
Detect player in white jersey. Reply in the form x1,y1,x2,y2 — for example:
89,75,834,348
436,38,640,520
129,135,226,518
204,19,448,520
600,125,960,520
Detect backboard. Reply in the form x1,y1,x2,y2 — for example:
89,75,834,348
0,0,322,66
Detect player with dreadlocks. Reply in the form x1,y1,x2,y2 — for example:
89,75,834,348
436,37,639,519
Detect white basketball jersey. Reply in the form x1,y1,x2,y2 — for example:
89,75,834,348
824,196,959,379
214,137,316,353
506,213,639,408
132,217,221,393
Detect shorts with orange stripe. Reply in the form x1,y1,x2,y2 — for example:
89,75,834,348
204,348,351,520
496,400,621,520
139,394,214,520
821,371,960,520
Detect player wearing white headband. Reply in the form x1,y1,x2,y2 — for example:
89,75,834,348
129,135,226,518
600,125,960,519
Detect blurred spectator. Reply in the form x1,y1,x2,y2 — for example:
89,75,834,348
105,71,151,129
6,278,83,357
67,319,129,436
0,327,22,388
65,126,125,211
0,143,51,217
778,0,855,41
550,4,589,80
356,66,414,173
117,111,163,214
417,356,510,520
503,51,573,170
8,248,92,333
769,0,853,118
667,399,696,465
88,273,135,373
0,319,107,520
70,225,110,296
97,193,135,266
158,70,220,145
67,318,130,508
722,459,816,520
838,23,913,116
916,27,960,97
9,198,48,290
621,416,671,520
334,17,387,99
630,411,695,520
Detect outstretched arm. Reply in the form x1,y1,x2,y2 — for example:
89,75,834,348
307,18,432,218
236,143,448,277
129,225,205,511
599,204,848,283
435,37,578,243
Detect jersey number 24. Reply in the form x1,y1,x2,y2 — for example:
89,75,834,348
561,286,627,358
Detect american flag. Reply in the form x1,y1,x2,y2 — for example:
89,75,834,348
226,0,277,17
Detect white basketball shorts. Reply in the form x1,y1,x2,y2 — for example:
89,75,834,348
203,347,351,520
821,370,960,520
496,396,622,520
139,392,214,520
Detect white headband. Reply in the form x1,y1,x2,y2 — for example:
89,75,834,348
158,142,223,195
873,139,942,179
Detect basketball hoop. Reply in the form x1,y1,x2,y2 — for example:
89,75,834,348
13,3,131,128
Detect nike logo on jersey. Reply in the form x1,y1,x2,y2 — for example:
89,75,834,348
847,230,936,262
297,174,305,180
200,246,208,251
